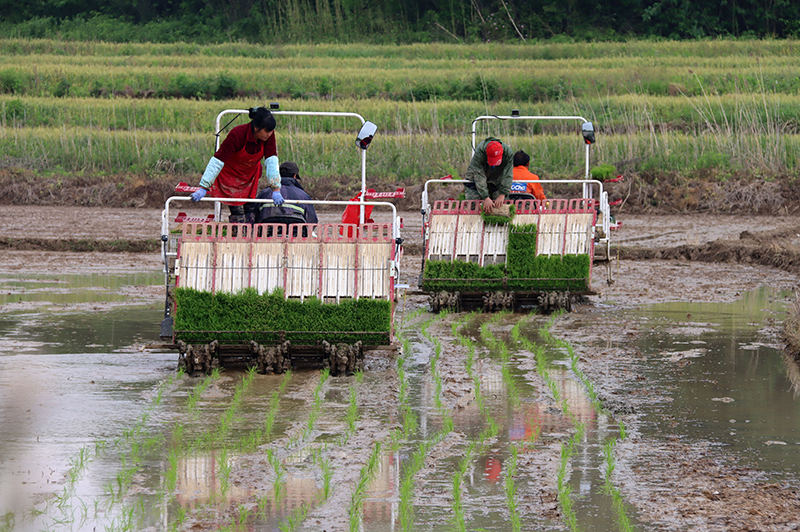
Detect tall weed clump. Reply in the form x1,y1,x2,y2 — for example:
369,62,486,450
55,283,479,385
173,287,391,344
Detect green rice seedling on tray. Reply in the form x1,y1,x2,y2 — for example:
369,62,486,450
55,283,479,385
422,221,590,292
173,287,391,345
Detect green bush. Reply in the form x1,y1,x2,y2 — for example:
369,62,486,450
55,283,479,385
590,163,617,181
2,98,26,121
53,77,70,98
169,73,211,99
173,287,391,345
0,68,24,94
695,151,730,170
212,71,238,100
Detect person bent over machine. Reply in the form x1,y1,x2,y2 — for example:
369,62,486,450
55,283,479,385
464,137,514,215
189,107,284,223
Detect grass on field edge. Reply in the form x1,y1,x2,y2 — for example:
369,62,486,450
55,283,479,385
785,292,800,359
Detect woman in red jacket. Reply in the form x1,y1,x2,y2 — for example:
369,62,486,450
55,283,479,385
190,107,284,223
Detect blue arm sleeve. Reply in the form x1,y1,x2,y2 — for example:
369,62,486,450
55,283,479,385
199,156,224,189
263,155,280,190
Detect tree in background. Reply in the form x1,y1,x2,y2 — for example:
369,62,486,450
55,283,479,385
0,0,798,42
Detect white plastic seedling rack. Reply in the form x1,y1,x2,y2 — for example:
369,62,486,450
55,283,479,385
160,196,400,302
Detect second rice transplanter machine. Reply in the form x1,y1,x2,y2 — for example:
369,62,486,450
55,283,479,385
419,114,616,312
158,107,403,375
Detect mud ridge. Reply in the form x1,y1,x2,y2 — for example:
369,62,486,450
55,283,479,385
2,167,800,215
618,225,800,276
0,237,160,252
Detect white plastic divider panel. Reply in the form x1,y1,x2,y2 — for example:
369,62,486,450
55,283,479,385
321,225,357,300
427,200,459,262
564,199,598,255
455,200,485,263
482,223,509,265
251,224,286,295
284,225,321,299
535,200,568,257
214,223,253,293
176,222,395,300
357,224,394,299
177,222,215,292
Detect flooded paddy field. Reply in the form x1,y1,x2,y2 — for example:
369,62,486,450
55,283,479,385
1,207,799,531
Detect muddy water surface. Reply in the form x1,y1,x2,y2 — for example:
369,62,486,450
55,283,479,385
1,267,800,532
627,287,800,480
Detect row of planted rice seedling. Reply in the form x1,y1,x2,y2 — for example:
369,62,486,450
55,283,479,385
451,313,518,531
511,313,635,531
4,38,800,101
393,313,456,531
538,316,635,532
4,92,800,136
509,316,583,530
4,120,796,187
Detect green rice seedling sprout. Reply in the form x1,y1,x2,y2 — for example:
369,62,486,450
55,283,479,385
256,494,270,520
255,370,292,448
504,445,521,532
345,385,358,435
0,512,14,532
398,426,453,532
449,441,477,532
218,448,231,497
317,454,334,501
235,505,251,529
185,372,214,412
207,368,259,447
619,420,627,440
267,449,287,502
348,441,382,532
278,502,309,532
301,368,329,441
450,472,466,531
171,505,187,531
602,439,617,486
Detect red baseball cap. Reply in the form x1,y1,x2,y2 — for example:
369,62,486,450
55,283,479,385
486,141,503,166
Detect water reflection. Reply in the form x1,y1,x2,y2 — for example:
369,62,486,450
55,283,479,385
0,272,162,306
631,287,800,480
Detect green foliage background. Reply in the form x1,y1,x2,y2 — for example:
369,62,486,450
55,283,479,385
2,0,799,43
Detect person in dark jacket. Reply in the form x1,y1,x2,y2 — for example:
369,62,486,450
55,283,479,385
256,161,318,224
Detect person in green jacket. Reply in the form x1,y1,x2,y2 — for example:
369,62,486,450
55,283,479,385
464,137,514,214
